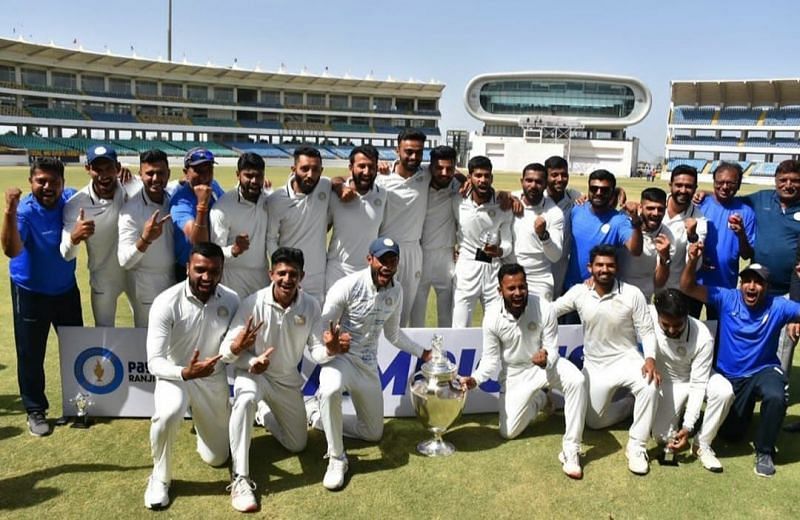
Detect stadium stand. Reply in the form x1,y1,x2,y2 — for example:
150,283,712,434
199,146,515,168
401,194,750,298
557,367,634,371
226,142,292,158
751,162,779,177
665,158,708,172
25,106,87,121
672,107,715,125
238,120,284,130
84,110,138,123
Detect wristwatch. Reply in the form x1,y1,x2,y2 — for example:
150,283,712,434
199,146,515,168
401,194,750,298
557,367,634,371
539,230,550,241
660,255,672,266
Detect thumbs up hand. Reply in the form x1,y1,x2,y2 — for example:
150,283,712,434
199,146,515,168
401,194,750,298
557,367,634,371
70,208,96,244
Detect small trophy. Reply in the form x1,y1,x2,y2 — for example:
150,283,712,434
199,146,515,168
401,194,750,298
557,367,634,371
480,230,500,248
70,392,94,429
658,425,679,466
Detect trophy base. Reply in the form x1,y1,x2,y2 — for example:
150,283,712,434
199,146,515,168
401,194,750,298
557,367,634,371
70,416,92,429
417,438,456,457
658,452,679,466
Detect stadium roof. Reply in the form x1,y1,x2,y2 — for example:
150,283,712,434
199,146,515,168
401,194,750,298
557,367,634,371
0,37,444,95
671,78,800,107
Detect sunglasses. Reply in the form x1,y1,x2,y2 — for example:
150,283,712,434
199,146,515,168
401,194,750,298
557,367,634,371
588,185,612,194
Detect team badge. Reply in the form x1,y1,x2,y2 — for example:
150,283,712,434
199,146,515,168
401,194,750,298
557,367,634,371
94,146,107,155
385,297,393,306
415,271,421,279
375,199,382,207
794,212,800,221
527,322,537,331
676,346,687,357
294,315,306,326
217,306,229,318
318,192,327,200
74,347,124,395
488,209,496,218
600,223,611,234
415,175,424,183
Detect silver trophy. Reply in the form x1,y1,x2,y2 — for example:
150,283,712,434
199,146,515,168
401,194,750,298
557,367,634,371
409,335,467,456
659,425,679,466
480,230,500,248
70,392,94,429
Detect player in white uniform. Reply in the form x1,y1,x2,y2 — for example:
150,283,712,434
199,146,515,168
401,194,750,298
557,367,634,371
460,263,587,478
312,237,432,490
210,152,270,298
510,163,564,301
143,242,240,510
375,129,430,326
325,144,387,290
220,247,324,512
619,188,676,302
543,156,582,299
553,244,660,475
61,145,132,326
117,149,175,327
650,288,733,472
452,156,513,328
410,145,461,327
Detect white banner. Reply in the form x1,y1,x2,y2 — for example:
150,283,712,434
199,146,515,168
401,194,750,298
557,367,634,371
58,326,587,418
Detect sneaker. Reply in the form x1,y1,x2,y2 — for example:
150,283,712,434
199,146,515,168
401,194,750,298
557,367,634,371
626,446,650,475
322,455,348,490
27,411,51,437
754,452,776,478
227,475,257,513
305,396,321,428
144,475,170,510
693,444,723,473
255,400,269,428
558,450,583,479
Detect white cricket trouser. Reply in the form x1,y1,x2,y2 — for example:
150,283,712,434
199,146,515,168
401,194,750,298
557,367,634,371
395,241,423,327
301,271,325,305
90,267,134,327
222,267,269,300
523,270,554,302
582,351,659,450
499,358,587,454
652,373,734,448
410,246,455,327
229,371,307,477
317,355,383,458
452,257,501,328
128,270,174,328
149,373,230,484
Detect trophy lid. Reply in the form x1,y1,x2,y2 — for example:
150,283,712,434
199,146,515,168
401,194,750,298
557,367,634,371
422,335,456,381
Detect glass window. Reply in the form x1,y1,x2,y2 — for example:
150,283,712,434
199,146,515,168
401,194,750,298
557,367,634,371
395,98,414,112
51,71,77,90
82,75,105,92
187,84,208,100
306,114,326,123
373,97,393,111
21,68,46,86
0,65,15,82
307,93,325,107
418,99,437,111
213,87,234,103
108,78,131,95
162,83,182,98
284,92,303,106
136,80,158,97
261,90,280,105
352,96,369,110
330,95,348,109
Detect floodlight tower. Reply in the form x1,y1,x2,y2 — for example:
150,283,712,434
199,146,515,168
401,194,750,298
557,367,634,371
167,0,173,61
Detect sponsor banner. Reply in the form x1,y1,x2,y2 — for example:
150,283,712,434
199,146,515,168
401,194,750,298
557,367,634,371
59,326,586,418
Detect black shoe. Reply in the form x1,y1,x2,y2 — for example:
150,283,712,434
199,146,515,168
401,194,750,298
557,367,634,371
27,411,51,437
754,452,776,478
782,421,800,433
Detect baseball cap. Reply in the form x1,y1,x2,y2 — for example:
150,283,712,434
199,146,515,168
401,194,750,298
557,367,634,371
184,147,217,167
740,263,770,282
86,144,118,165
369,237,400,257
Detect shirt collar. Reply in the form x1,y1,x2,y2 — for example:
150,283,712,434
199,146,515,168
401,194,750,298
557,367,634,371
182,279,220,306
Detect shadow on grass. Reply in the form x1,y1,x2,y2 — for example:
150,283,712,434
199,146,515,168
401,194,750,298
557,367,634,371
0,394,24,417
0,425,23,440
0,463,149,510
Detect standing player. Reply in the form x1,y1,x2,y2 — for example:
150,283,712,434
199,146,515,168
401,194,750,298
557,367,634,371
117,149,175,327
210,152,270,298
60,144,132,326
313,237,432,490
543,156,582,298
510,163,564,301
553,245,659,475
144,242,239,509
451,156,513,327
410,145,461,327
459,264,587,478
221,247,324,512
325,144,386,290
3,158,82,436
650,289,733,472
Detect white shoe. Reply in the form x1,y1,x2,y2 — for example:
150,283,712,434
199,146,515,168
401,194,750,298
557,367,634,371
626,446,650,475
558,450,583,479
693,444,723,473
323,455,348,490
255,400,270,428
144,475,170,510
227,475,257,512
305,396,321,428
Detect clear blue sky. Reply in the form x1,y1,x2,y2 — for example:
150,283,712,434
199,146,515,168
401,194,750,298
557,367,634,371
4,0,800,160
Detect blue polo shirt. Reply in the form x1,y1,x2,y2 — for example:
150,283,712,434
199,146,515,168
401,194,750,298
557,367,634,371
708,285,800,378
697,197,756,289
169,181,225,265
10,189,78,295
565,204,633,289
741,190,800,295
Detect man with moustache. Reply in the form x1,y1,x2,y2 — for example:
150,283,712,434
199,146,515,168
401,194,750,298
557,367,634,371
451,155,514,327
210,152,270,298
311,237,432,490
543,156,582,298
118,149,175,327
3,157,82,436
619,188,675,302
144,242,239,509
681,245,800,477
221,247,324,512
325,144,387,290
60,144,132,326
509,163,564,301
459,263,587,479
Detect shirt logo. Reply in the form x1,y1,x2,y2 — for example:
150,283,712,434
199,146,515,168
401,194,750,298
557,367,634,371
793,213,800,222
488,209,496,218
676,346,687,357
294,315,306,326
600,223,611,234
318,192,327,201
218,306,229,318
374,199,382,207
385,297,393,306
527,322,537,331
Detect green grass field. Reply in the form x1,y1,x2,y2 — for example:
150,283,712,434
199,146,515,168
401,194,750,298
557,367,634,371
1,165,797,519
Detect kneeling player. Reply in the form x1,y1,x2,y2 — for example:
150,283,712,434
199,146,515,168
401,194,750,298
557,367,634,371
460,264,587,478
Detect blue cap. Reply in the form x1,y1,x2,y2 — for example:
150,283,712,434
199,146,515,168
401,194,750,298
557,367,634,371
86,144,118,165
369,236,400,257
184,147,216,167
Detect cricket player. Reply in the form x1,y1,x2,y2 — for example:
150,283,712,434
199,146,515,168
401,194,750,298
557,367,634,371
542,155,582,298
210,152,270,298
221,247,324,512
61,144,132,326
117,149,175,327
460,263,587,478
312,237,432,490
144,242,239,510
